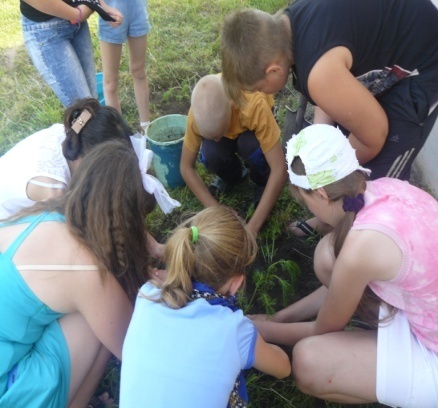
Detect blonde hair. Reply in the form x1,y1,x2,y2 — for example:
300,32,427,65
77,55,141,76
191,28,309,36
221,8,291,104
191,75,231,138
158,206,258,309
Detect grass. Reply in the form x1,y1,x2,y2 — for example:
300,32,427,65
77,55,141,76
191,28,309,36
0,1,383,407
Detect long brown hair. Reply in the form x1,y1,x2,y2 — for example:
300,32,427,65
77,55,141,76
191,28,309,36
8,140,154,301
158,206,258,309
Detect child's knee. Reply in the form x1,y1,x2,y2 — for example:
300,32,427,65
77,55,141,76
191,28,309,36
130,63,146,81
104,75,119,93
292,337,324,394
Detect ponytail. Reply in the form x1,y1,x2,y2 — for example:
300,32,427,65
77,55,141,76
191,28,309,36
158,206,258,309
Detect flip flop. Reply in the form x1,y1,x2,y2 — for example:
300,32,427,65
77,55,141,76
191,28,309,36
289,220,319,238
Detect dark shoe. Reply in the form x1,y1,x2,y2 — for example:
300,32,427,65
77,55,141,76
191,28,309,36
209,176,229,198
208,167,249,198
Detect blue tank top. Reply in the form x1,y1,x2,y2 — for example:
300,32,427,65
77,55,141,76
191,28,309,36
0,212,71,407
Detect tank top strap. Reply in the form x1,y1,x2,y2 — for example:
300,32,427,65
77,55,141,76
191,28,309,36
3,212,66,259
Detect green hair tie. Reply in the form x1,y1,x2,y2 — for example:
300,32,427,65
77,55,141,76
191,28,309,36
191,226,199,244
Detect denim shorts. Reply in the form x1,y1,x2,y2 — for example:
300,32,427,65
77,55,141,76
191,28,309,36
21,16,96,108
98,0,150,44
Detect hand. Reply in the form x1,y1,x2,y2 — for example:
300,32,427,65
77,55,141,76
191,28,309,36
245,220,259,237
105,6,123,27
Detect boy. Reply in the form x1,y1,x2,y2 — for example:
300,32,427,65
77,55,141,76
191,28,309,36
220,0,438,237
220,0,438,181
180,74,287,235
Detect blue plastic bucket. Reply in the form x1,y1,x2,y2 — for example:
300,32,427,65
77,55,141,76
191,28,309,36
96,72,105,105
146,114,187,189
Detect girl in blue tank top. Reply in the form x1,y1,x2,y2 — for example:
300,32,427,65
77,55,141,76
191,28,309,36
0,140,155,407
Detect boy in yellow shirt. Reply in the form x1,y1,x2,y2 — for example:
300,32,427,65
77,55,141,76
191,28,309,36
180,74,287,235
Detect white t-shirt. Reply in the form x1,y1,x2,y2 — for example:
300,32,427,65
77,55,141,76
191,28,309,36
0,124,70,219
120,282,258,408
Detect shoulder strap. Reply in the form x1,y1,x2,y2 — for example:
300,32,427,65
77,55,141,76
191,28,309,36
3,212,65,258
16,264,99,271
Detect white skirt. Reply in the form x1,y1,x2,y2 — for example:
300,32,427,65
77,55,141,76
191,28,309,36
376,306,438,407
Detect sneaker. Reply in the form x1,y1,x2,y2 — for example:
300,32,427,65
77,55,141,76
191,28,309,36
208,167,249,198
208,176,229,198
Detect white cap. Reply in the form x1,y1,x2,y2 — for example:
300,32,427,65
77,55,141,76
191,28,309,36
286,125,371,190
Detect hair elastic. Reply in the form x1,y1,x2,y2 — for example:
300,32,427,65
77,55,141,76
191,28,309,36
71,109,92,134
191,226,199,243
342,194,365,213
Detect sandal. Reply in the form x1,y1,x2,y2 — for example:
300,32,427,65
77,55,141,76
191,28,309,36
289,220,320,238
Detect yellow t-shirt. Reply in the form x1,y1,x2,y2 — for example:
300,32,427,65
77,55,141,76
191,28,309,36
183,92,280,154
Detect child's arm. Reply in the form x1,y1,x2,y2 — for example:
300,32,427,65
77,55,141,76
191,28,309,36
180,145,220,208
253,333,291,379
247,141,287,234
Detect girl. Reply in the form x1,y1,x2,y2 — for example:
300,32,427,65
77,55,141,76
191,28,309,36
0,140,155,407
0,98,180,258
0,98,131,218
98,0,151,133
252,124,438,407
20,0,123,107
120,206,291,408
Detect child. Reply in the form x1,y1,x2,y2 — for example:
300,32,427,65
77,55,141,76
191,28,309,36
120,206,291,408
180,74,287,235
251,124,438,407
0,98,179,259
0,141,156,407
220,0,438,236
98,0,151,132
20,0,123,107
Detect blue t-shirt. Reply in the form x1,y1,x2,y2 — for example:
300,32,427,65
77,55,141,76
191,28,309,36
120,282,258,407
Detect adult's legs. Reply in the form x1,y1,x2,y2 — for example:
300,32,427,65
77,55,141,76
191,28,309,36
58,313,111,407
99,41,123,113
292,330,378,403
127,35,150,125
22,17,95,107
72,21,97,100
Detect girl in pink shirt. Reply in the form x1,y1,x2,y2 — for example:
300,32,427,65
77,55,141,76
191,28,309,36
252,124,438,407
